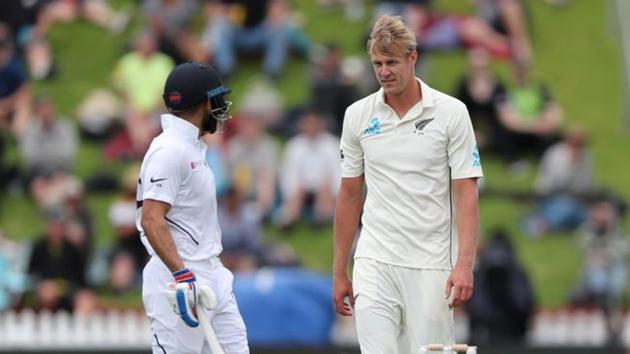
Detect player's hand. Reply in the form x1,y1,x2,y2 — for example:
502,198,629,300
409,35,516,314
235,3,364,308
165,268,200,327
445,264,474,308
333,272,354,316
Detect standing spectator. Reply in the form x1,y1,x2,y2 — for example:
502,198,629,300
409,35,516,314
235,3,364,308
277,110,340,228
466,230,534,345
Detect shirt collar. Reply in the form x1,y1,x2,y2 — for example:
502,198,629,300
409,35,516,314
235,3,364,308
160,113,200,142
376,77,435,109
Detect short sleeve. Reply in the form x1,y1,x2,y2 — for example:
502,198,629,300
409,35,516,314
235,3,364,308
141,145,187,205
339,106,364,178
447,103,484,180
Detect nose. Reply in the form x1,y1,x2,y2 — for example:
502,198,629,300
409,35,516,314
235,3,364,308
378,66,391,78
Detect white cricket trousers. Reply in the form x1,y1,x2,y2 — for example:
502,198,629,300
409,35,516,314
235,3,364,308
353,258,454,354
142,256,249,354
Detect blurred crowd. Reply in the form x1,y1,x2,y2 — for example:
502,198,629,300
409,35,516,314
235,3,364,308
0,0,627,348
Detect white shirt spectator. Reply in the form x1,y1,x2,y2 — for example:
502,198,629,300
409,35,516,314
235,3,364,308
280,131,341,199
536,141,593,195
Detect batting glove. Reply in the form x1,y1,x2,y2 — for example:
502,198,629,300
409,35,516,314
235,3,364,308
166,268,199,327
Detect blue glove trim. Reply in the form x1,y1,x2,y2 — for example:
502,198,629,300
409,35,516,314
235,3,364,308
176,289,199,327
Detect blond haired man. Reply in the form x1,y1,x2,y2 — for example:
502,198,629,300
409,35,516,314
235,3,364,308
333,14,483,353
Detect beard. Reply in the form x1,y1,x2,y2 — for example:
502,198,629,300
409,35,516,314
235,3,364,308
201,112,218,134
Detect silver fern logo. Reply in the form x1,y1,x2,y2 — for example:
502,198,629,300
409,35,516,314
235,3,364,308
413,118,434,135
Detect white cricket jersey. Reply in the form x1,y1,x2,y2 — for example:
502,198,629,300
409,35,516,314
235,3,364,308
136,114,222,261
340,79,483,270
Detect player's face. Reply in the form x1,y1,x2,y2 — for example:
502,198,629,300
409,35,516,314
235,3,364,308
370,48,417,97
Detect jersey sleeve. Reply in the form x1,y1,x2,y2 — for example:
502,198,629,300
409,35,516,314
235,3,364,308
141,145,187,205
447,103,484,180
339,106,364,178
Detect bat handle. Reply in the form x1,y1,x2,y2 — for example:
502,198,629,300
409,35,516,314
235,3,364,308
196,305,226,354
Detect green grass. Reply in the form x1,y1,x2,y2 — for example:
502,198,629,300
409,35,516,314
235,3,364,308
0,0,626,308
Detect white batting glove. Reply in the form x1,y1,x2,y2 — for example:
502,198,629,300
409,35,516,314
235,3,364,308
164,269,219,327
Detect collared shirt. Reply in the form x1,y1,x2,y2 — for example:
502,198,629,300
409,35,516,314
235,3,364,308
136,114,222,261
340,79,483,270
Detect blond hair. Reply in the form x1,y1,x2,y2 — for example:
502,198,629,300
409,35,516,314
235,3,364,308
367,14,417,57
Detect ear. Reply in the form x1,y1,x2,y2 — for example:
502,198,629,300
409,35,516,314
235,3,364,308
409,49,418,66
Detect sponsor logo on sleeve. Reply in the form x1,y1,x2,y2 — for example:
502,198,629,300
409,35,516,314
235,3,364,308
472,144,481,167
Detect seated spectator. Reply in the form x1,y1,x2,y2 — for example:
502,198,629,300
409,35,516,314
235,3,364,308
375,1,512,59
0,22,31,135
466,229,534,345
1,1,130,80
107,30,174,159
76,88,124,140
107,251,139,295
570,200,628,342
203,133,230,198
522,128,593,236
535,127,593,196
277,110,340,228
0,132,20,193
226,112,280,219
218,187,265,272
0,230,29,311
310,43,359,136
143,0,202,64
475,0,533,67
317,0,365,22
18,96,77,181
38,0,130,34
62,177,94,263
495,64,563,163
202,0,309,80
455,47,507,152
27,209,91,312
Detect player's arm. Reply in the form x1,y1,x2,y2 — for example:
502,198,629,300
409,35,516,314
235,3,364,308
142,198,202,327
141,199,185,272
446,178,480,307
333,175,364,316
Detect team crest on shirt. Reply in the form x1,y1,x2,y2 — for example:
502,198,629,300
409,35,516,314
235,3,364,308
413,118,434,135
363,117,381,137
